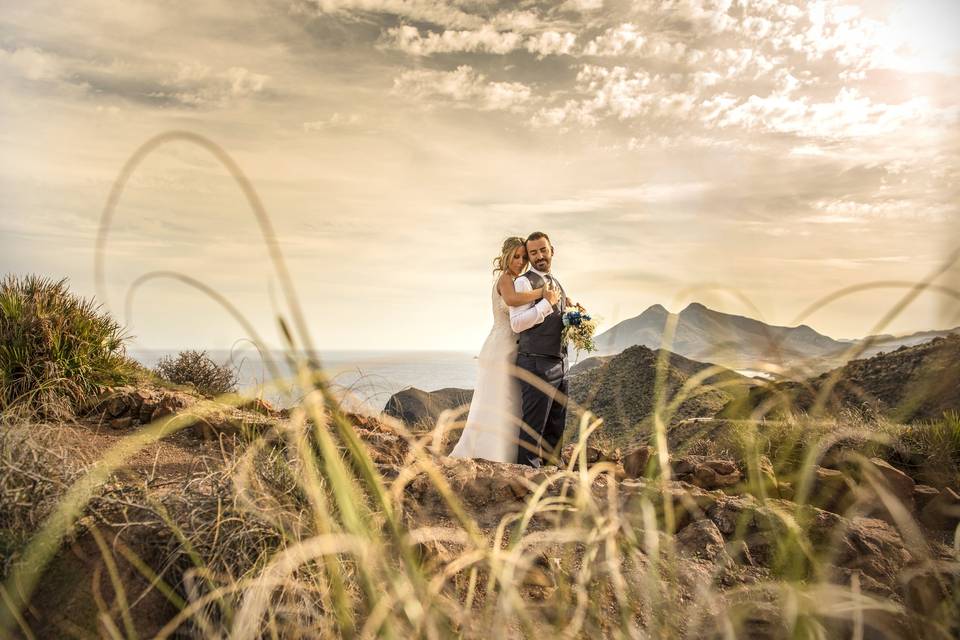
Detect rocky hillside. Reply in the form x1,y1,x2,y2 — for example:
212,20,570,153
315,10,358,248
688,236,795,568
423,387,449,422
592,302,848,371
721,334,960,422
4,382,958,637
565,345,755,448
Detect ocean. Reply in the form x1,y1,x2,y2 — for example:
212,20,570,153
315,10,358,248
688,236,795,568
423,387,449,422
130,349,481,414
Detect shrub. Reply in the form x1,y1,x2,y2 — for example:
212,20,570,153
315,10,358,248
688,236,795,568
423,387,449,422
154,349,238,396
0,274,132,420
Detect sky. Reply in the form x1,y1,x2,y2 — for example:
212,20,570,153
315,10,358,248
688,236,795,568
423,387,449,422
1,0,958,351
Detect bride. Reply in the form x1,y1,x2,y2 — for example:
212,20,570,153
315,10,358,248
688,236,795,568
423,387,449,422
449,237,547,463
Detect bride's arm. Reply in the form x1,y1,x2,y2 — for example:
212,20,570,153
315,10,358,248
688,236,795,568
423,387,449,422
497,272,542,306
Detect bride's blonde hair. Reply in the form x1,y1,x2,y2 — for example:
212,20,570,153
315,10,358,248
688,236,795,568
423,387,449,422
492,236,527,276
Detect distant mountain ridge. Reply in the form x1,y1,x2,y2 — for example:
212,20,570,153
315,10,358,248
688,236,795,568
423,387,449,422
720,334,960,423
592,302,959,374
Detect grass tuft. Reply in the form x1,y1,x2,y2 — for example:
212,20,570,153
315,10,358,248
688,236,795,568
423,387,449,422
0,274,133,421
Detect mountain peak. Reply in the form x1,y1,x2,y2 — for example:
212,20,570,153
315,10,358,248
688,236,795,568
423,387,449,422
680,301,707,313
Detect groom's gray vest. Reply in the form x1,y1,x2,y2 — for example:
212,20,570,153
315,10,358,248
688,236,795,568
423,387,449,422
517,271,567,359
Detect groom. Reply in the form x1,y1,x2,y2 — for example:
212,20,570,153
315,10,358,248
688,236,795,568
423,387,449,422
509,231,568,467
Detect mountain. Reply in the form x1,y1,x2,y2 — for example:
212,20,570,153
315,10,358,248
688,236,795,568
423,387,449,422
720,334,960,423
849,327,960,359
593,302,848,372
565,344,755,449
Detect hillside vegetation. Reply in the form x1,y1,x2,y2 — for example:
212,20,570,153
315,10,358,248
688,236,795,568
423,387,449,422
722,335,960,423
565,345,754,449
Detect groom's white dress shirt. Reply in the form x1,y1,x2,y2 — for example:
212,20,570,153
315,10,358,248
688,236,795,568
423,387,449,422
509,267,555,334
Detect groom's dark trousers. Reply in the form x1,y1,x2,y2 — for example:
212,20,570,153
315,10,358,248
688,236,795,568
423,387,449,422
516,353,567,467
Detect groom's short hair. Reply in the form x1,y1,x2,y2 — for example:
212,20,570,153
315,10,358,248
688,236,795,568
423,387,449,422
526,231,552,248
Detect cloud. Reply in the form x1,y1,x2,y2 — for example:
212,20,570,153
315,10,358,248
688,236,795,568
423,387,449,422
0,42,270,109
147,65,269,108
303,112,362,131
709,88,940,139
302,0,482,29
525,31,578,58
379,25,522,56
378,25,576,57
802,197,953,223
582,24,646,57
0,46,64,82
392,65,531,111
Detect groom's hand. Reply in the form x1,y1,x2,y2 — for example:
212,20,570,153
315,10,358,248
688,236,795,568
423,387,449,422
544,285,560,307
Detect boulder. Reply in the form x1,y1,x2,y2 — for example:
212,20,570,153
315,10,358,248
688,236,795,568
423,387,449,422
902,561,960,620
807,467,855,514
676,518,729,564
106,395,131,418
920,487,960,531
383,387,473,427
669,455,742,491
109,416,133,430
559,443,606,468
865,457,915,511
623,445,652,478
151,393,194,421
829,517,914,591
913,484,940,513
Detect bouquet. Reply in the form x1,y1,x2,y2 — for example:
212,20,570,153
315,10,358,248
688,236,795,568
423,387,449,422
562,304,597,353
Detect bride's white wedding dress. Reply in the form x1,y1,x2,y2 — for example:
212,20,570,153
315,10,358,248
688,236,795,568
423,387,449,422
449,279,520,463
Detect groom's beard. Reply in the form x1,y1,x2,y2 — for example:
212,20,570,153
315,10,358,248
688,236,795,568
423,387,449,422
535,259,549,271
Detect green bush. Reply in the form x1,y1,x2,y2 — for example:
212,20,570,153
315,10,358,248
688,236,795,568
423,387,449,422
154,349,238,397
0,274,132,420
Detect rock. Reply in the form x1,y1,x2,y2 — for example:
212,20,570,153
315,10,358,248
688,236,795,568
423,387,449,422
139,399,157,424
673,458,696,476
383,387,473,427
707,496,756,537
776,482,795,501
830,517,914,590
622,446,652,478
106,395,130,418
808,467,854,514
920,487,960,530
712,472,741,489
704,459,737,475
676,518,729,564
913,484,940,512
902,561,960,620
673,458,742,491
865,457,915,511
151,394,193,421
109,416,133,430
559,443,605,468
694,464,717,487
